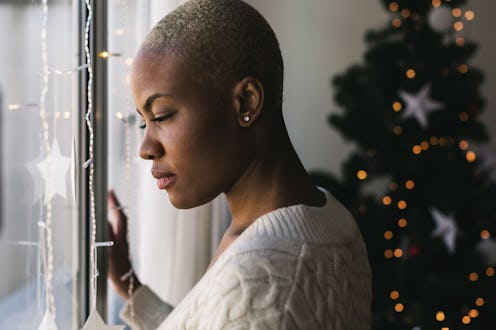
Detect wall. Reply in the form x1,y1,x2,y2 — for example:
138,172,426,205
246,0,496,176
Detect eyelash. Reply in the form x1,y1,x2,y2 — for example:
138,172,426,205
138,113,175,129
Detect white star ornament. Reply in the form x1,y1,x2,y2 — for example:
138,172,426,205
430,208,457,255
398,84,443,129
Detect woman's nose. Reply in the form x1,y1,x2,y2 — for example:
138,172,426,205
139,130,164,160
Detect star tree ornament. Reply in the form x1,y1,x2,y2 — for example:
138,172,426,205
36,139,71,203
79,309,125,330
430,208,458,255
398,84,444,130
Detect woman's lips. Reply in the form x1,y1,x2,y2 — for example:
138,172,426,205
156,174,176,190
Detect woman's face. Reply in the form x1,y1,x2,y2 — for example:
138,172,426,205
130,51,249,209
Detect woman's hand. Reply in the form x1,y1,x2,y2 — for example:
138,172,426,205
107,189,141,300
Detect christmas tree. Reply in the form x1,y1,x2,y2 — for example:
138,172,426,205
312,0,496,329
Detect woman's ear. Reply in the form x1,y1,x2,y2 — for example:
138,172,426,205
233,76,264,127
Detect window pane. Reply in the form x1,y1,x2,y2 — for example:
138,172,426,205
0,0,79,328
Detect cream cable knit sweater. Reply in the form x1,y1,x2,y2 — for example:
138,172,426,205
121,190,372,329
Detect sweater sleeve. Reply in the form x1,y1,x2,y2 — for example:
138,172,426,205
120,285,173,330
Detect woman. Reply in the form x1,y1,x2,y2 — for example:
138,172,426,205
108,0,372,328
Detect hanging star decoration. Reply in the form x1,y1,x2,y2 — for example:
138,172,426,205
36,139,72,204
80,309,125,330
430,208,458,255
398,84,444,129
37,310,58,330
476,237,496,265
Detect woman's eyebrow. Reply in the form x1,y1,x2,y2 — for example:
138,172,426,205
137,93,173,115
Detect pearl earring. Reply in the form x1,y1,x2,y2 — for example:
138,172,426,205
243,116,250,122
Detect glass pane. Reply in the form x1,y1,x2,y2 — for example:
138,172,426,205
0,0,79,328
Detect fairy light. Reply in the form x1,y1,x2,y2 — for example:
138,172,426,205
398,218,408,228
385,249,394,258
456,37,466,46
452,8,462,18
389,182,398,191
486,267,495,277
8,103,20,110
462,315,471,324
83,0,98,310
36,0,58,321
406,68,416,79
468,272,479,282
441,327,450,330
393,126,403,135
430,136,439,145
405,180,415,190
436,311,446,321
390,290,400,300
64,111,70,119
412,145,422,155
392,101,402,112
469,309,479,318
475,297,485,307
357,170,368,180
395,303,405,313
432,0,441,8
480,230,490,239
459,112,469,122
401,9,410,18
392,18,402,28
466,151,476,163
389,2,399,12
465,10,475,21
384,231,394,240
397,200,407,210
454,21,464,32
383,196,392,206
458,64,468,74
459,140,469,150
394,248,403,258
420,141,430,150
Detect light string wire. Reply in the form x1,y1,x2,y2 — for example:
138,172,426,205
83,0,97,311
39,0,57,319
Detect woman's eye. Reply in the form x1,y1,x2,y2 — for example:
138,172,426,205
152,112,175,123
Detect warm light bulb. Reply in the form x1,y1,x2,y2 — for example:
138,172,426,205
436,311,446,321
357,170,368,180
401,9,410,18
64,112,70,119
420,141,430,150
465,10,475,21
466,151,476,163
469,309,479,318
412,145,422,155
393,101,402,112
462,315,471,324
454,21,464,32
486,267,495,277
405,180,415,190
389,2,399,12
390,290,400,300
456,37,466,46
481,230,490,239
432,0,441,7
383,196,392,206
459,140,469,150
397,200,407,210
97,51,110,58
384,249,394,258
430,136,439,145
393,126,403,135
8,103,20,110
392,18,402,28
394,303,404,313
398,218,408,228
458,64,469,74
394,248,403,258
475,297,485,306
384,231,394,240
469,272,479,281
452,8,462,17
406,68,416,79
116,112,125,120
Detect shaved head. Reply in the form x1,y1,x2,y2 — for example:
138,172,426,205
141,0,284,111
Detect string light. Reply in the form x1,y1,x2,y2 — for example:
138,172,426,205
64,111,70,119
486,267,495,277
7,103,20,110
462,315,471,324
389,2,399,12
441,327,450,330
465,10,475,21
452,8,462,18
468,272,479,282
390,290,400,300
397,200,407,210
459,112,469,122
394,248,403,258
393,126,403,135
394,303,405,313
432,0,441,8
429,136,439,146
406,68,416,79
384,231,394,240
401,9,410,18
357,170,368,180
405,180,415,190
458,64,468,74
480,230,490,239
384,249,394,258
392,101,402,112
392,18,402,28
466,151,476,163
456,37,466,46
38,0,57,320
398,218,408,228
458,140,469,150
468,309,479,318
420,141,430,150
454,21,464,32
436,311,446,321
383,196,392,206
475,297,485,307
412,145,422,155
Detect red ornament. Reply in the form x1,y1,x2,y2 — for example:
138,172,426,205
408,245,421,257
